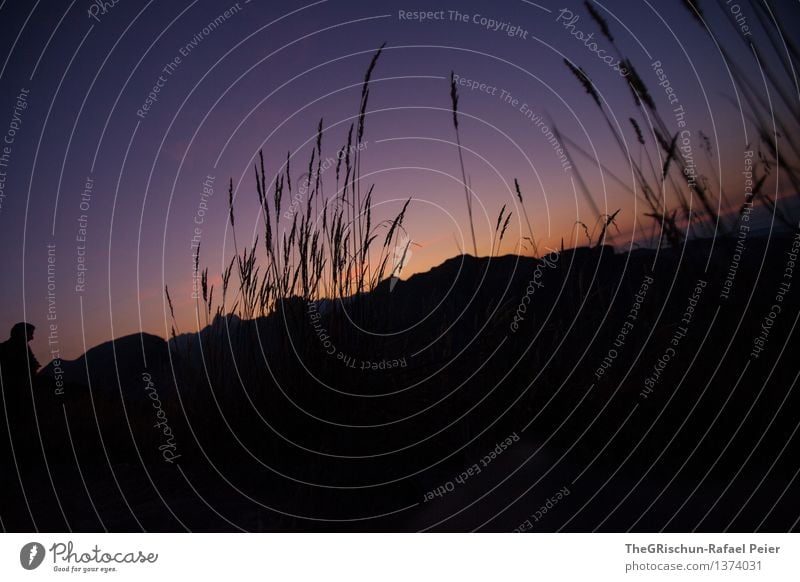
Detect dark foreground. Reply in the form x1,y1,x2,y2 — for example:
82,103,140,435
2,233,800,532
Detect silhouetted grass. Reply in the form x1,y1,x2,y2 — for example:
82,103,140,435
561,0,799,248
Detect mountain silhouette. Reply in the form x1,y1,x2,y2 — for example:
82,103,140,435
40,332,171,400
7,237,797,532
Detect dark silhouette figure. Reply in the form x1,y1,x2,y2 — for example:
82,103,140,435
0,323,40,413
0,323,40,384
0,322,41,530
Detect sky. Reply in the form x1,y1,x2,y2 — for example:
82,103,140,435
0,0,797,359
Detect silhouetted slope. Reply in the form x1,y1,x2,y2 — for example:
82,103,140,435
9,235,798,532
41,332,171,399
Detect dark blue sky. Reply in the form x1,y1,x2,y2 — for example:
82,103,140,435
0,0,796,358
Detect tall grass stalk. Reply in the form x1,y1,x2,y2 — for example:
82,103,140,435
450,71,479,257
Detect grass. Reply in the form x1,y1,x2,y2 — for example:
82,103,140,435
558,0,799,249
179,45,417,329
17,11,800,532
171,45,542,339
450,71,478,257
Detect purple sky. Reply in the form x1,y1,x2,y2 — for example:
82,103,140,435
0,0,796,359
